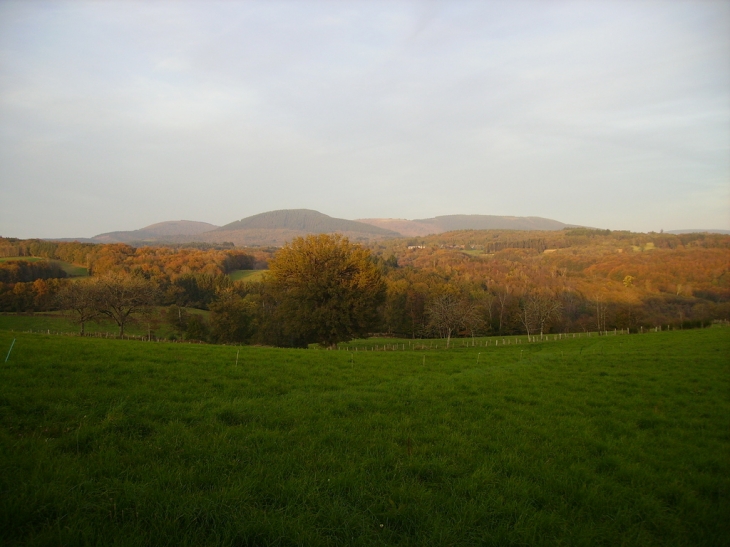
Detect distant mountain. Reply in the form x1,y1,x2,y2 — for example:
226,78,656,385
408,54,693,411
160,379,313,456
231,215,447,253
666,229,730,235
92,220,219,243
218,209,399,236
355,219,437,237
79,210,575,247
357,215,570,237
191,209,398,247
138,220,220,237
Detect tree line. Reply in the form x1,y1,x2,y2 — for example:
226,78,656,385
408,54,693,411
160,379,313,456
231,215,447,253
1,231,728,346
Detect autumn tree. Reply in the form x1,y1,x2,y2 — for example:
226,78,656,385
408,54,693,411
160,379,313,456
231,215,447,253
95,273,159,336
593,294,608,332
266,234,385,347
426,294,480,348
165,304,191,337
209,291,258,344
473,288,495,333
495,286,514,335
55,279,101,335
519,290,562,338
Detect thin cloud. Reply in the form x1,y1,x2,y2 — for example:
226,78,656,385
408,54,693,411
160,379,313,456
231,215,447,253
0,1,727,238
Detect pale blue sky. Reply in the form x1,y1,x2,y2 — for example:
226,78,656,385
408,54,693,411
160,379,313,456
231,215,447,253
1,0,728,238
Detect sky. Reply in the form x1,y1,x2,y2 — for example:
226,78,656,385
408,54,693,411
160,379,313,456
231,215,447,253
0,0,728,238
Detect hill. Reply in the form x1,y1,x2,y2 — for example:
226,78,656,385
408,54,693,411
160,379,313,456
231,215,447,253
1,329,727,545
93,220,219,243
666,229,730,235
358,215,571,236
218,209,399,236
69,211,576,247
197,209,401,246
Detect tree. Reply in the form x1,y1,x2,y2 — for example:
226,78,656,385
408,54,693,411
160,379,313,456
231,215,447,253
426,294,480,348
95,273,159,336
519,291,562,338
184,314,209,341
209,291,258,344
266,234,385,347
473,288,495,333
55,279,101,335
593,293,608,333
165,304,190,338
382,279,410,336
496,286,512,335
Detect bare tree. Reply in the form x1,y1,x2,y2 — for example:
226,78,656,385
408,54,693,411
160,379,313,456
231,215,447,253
55,279,101,335
426,294,479,348
593,294,607,333
519,291,562,339
473,289,495,334
496,287,512,335
95,273,159,336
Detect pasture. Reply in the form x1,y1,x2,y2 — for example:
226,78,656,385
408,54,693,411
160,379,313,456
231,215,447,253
229,269,267,282
53,260,88,277
0,309,209,340
0,256,88,277
0,327,728,546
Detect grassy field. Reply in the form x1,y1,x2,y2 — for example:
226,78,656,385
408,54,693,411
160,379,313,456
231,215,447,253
0,327,728,546
229,269,267,282
0,309,209,340
51,260,88,277
0,256,88,277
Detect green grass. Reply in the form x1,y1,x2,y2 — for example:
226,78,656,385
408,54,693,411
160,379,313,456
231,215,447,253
51,259,88,277
0,312,161,338
0,312,82,334
229,269,267,282
0,308,209,340
0,256,88,277
0,328,728,546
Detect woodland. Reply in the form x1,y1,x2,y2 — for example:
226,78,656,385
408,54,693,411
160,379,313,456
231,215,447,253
0,228,728,346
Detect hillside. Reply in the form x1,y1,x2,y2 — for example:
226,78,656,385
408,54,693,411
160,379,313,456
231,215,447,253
218,209,399,236
197,228,398,247
61,211,578,247
2,329,727,545
355,218,438,237
358,214,571,236
667,229,730,235
137,220,220,237
93,220,219,243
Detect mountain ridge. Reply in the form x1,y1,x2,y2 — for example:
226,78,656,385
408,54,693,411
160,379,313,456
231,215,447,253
218,209,399,237
93,220,220,244
357,215,571,237
83,210,581,246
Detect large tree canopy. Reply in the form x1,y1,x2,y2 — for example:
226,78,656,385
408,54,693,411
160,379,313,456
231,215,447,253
266,234,385,347
95,273,159,336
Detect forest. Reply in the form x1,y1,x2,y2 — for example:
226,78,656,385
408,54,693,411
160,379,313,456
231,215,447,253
0,228,728,346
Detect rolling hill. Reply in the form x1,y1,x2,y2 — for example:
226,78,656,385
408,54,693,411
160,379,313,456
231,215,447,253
217,209,399,236
83,210,578,247
201,209,401,246
93,221,220,244
357,215,571,237
666,229,730,235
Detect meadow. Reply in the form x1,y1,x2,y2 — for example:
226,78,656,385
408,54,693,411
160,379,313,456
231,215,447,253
0,327,728,546
229,270,267,282
0,309,209,341
0,256,88,277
